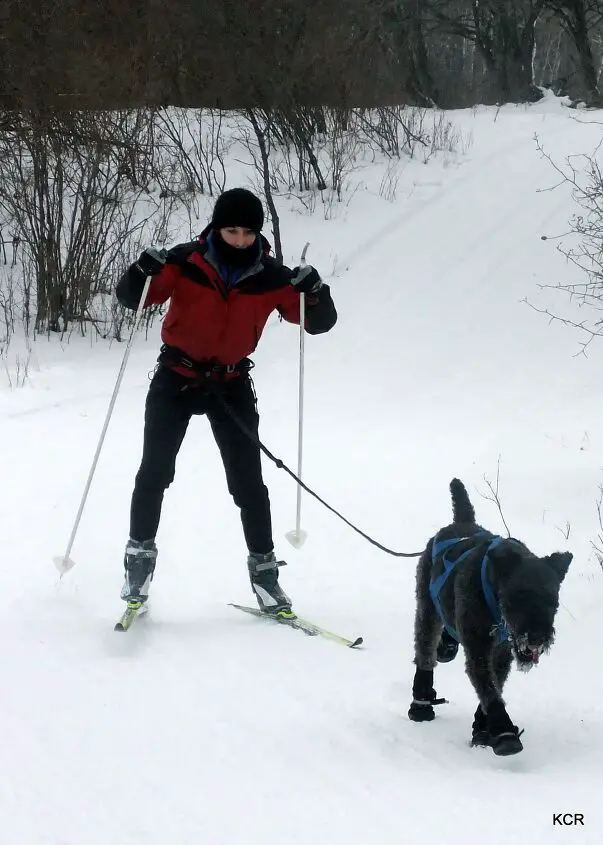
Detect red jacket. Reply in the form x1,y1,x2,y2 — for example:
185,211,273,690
116,235,337,371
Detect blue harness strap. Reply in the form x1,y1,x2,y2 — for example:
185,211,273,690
429,533,509,644
429,536,478,641
479,536,509,642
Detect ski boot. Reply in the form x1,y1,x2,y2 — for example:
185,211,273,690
121,538,157,605
247,551,293,617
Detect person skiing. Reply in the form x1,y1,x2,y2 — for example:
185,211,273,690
115,187,337,615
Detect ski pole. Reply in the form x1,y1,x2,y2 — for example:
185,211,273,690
53,259,161,575
285,241,310,549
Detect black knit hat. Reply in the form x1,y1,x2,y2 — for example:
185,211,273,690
210,188,264,234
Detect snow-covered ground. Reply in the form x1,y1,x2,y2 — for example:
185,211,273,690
2,94,602,843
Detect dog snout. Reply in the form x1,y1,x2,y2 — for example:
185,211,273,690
526,632,549,649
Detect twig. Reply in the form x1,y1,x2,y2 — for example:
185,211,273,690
522,297,600,355
555,520,571,540
478,455,511,538
591,486,603,572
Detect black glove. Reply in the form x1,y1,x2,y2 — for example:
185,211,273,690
290,264,323,294
134,247,167,277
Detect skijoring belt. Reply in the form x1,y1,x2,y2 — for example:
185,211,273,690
158,343,255,381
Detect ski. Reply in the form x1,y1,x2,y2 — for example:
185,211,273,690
114,600,148,632
228,603,363,648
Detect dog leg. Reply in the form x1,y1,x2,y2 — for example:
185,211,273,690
464,640,501,710
465,645,498,747
492,643,513,695
413,548,443,672
465,643,522,755
408,669,439,721
471,705,489,747
488,645,522,754
469,646,513,748
409,548,445,722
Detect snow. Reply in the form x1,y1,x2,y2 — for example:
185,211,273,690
2,93,603,843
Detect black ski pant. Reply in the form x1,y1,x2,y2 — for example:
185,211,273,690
129,365,273,554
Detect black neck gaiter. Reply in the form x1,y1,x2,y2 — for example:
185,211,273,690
211,231,260,270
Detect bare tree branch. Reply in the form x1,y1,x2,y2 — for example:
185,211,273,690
478,456,512,537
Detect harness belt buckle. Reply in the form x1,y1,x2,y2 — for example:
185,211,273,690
225,364,236,374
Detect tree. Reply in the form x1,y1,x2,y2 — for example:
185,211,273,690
431,0,547,102
546,0,603,103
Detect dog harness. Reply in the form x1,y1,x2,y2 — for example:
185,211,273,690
429,533,511,644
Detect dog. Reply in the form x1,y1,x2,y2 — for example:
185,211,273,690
408,478,572,755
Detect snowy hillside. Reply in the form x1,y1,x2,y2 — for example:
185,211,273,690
2,93,603,843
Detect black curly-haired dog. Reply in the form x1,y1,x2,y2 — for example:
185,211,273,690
408,478,572,755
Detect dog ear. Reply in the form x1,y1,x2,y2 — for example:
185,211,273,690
546,551,573,582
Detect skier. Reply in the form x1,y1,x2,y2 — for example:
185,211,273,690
115,188,337,614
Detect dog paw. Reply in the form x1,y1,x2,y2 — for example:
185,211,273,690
491,729,523,756
408,701,436,722
436,636,459,663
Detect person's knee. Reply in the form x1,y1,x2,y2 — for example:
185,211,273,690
135,462,176,492
231,480,270,510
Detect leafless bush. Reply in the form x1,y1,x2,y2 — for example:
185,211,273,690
271,108,328,193
324,110,361,202
3,349,32,389
525,135,603,349
155,108,228,208
354,105,465,165
592,485,603,571
90,196,176,342
356,106,429,158
0,265,23,348
357,108,403,158
428,110,469,156
0,109,181,337
379,160,401,202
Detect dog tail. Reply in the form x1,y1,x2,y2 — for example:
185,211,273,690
450,478,476,524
